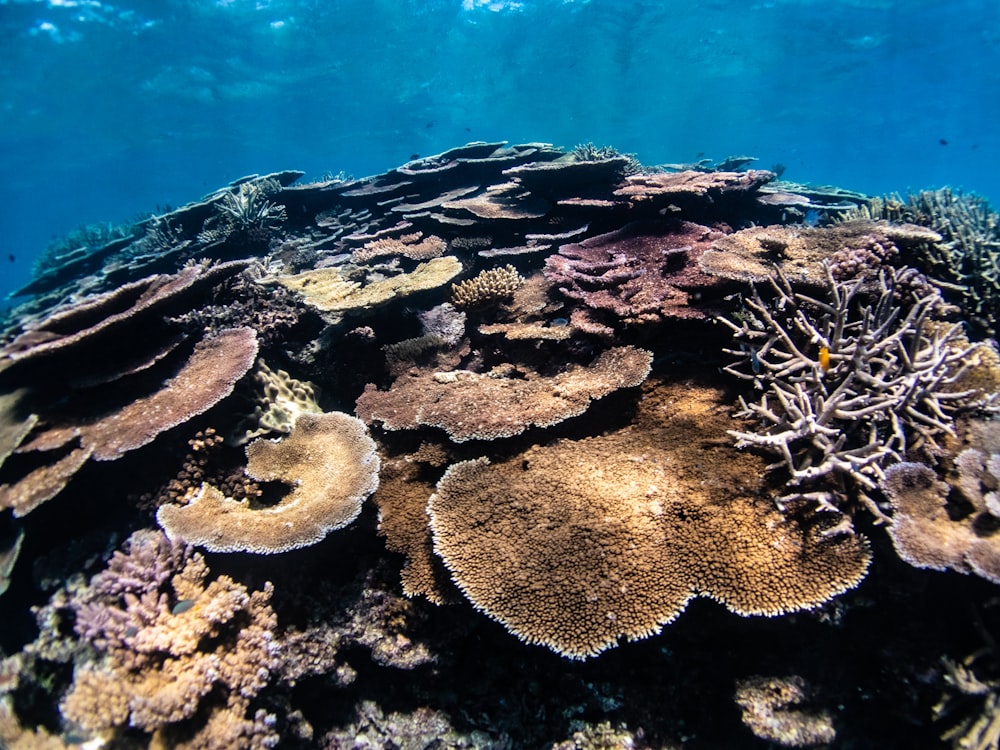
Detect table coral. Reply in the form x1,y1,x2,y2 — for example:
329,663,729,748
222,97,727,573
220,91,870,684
544,219,725,329
427,379,870,659
356,345,652,442
882,457,1000,584
266,256,462,318
157,411,379,553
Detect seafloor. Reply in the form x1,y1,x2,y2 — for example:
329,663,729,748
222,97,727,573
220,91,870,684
2,141,1000,749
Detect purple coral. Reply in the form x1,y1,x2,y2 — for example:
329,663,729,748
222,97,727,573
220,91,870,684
544,220,725,329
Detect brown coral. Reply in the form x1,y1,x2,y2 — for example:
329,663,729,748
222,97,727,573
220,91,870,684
882,460,1000,583
700,220,941,287
734,675,836,747
427,378,870,658
356,346,653,443
157,411,380,553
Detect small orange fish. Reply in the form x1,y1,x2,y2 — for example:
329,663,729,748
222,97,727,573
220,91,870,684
818,345,831,373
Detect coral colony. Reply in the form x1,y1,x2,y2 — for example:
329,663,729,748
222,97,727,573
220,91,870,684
2,141,1000,747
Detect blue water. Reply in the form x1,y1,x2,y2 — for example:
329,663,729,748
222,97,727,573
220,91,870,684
1,0,998,302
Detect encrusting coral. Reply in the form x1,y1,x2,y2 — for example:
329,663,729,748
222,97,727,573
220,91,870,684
734,675,836,748
157,411,380,553
58,529,279,748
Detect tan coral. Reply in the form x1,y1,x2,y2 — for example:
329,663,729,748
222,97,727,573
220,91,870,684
157,411,380,553
61,542,277,740
230,360,322,445
450,265,525,309
0,445,92,517
352,233,447,263
700,220,941,286
83,327,258,461
0,389,36,472
373,457,452,604
427,378,870,659
883,460,1000,583
355,346,653,443
267,256,462,316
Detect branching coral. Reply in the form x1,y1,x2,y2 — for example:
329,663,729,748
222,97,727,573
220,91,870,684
198,179,287,248
59,529,279,747
450,264,524,309
846,188,1000,337
720,263,992,516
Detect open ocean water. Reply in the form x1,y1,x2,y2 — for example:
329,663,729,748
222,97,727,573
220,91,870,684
1,0,998,300
3,2,1000,749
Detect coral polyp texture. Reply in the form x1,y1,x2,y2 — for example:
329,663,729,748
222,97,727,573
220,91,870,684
2,140,1000,747
59,529,280,747
428,379,871,659
157,411,379,553
356,345,653,442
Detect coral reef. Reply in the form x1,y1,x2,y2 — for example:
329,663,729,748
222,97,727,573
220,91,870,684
427,379,870,659
58,529,279,747
720,263,992,515
3,141,1000,748
356,346,652,442
158,411,379,553
734,675,836,747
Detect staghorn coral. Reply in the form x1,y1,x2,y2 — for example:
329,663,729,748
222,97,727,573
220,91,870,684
58,529,278,747
450,264,525,309
734,675,836,748
427,378,870,659
720,263,992,516
157,411,379,553
197,178,287,248
934,651,1000,750
356,346,652,443
570,142,645,176
845,188,1000,337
